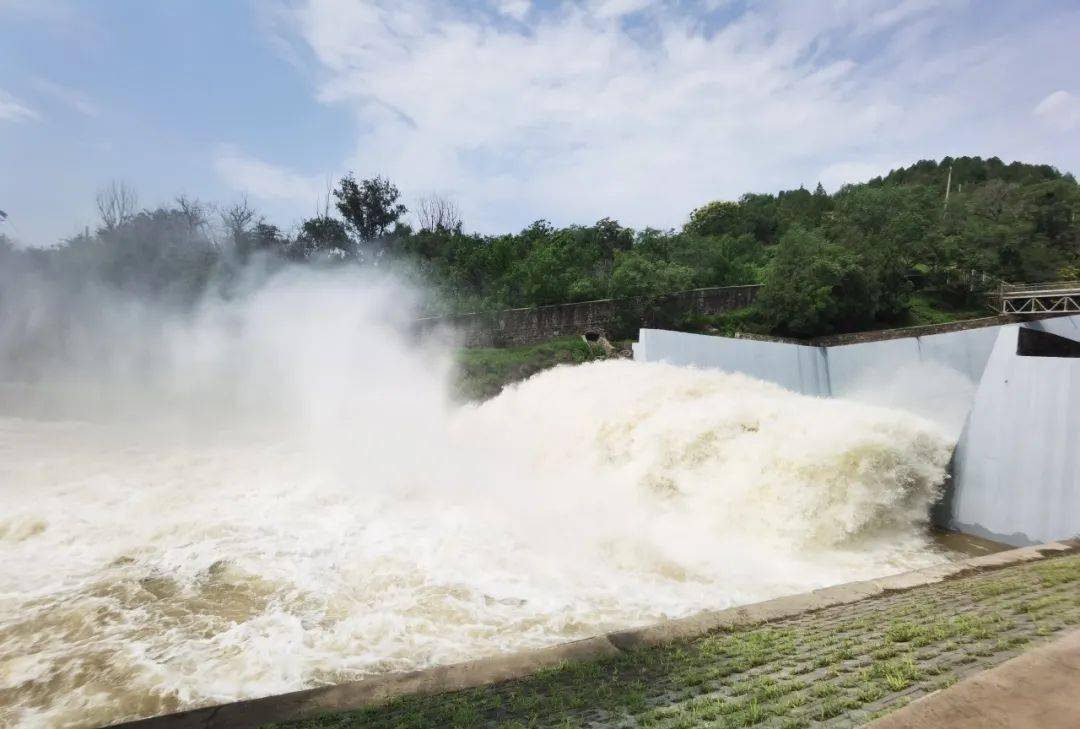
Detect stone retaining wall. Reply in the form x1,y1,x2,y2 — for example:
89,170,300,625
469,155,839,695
417,285,761,347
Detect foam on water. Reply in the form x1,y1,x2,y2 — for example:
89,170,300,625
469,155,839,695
0,270,953,727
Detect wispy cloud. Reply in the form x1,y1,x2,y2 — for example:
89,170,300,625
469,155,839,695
0,0,98,41
495,0,530,21
34,78,99,117
1033,90,1080,133
0,89,39,123
270,0,1079,232
588,0,653,19
818,161,898,192
0,0,76,23
214,144,324,204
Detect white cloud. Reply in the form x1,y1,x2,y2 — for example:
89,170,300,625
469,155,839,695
495,0,530,21
278,0,1080,232
1033,90,1080,133
214,145,323,204
0,0,100,44
589,0,654,19
0,89,39,123
818,161,897,192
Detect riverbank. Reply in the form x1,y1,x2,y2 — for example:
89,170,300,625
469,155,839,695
454,335,628,399
115,541,1079,728
279,549,1080,728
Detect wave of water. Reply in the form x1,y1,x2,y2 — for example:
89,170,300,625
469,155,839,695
0,271,953,727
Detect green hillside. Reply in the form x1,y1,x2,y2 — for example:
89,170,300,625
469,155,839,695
4,156,1077,340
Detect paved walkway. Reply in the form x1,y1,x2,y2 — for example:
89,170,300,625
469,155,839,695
268,552,1080,728
867,629,1080,729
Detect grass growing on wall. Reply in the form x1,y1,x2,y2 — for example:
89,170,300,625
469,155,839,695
903,293,992,327
678,295,994,341
451,291,994,402
455,336,628,401
676,306,765,337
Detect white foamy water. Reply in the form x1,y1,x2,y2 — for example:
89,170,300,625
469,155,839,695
0,271,954,727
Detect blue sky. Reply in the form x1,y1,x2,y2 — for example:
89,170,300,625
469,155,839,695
2,0,1079,246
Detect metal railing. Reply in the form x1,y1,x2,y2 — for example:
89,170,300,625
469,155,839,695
998,281,1080,315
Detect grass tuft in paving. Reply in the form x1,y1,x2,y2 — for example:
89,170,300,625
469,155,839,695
273,553,1080,728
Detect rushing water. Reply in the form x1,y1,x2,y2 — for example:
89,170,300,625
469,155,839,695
0,272,955,727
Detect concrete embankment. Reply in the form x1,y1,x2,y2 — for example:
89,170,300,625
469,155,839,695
634,315,1080,547
113,540,1079,729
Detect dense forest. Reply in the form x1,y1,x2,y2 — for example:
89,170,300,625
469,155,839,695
2,156,1078,339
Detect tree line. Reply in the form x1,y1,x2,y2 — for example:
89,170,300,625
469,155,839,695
2,155,1077,339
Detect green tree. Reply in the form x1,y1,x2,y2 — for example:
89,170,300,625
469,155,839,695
686,200,742,237
756,227,877,337
295,216,352,259
609,251,695,298
668,233,759,288
333,174,407,244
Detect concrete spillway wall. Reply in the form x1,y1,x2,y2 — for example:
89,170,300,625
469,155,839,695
634,329,830,396
635,324,1001,399
634,319,1080,547
949,320,1080,545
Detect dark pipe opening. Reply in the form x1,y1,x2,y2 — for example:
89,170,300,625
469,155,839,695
1016,327,1080,358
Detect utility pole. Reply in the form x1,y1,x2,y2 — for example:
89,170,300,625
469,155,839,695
943,164,953,212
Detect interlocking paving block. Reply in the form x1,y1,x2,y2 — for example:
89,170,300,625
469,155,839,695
272,551,1080,728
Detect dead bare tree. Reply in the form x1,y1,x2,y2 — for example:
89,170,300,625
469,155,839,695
176,195,209,233
221,198,256,244
96,181,138,230
415,193,462,233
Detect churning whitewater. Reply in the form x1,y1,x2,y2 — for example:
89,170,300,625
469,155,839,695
0,272,953,728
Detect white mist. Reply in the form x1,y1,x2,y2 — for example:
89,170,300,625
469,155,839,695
0,269,953,728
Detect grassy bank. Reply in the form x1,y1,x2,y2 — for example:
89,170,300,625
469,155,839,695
677,293,993,340
902,293,992,327
275,554,1080,728
451,293,991,400
454,336,629,400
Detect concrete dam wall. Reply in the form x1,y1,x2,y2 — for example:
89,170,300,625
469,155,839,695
634,318,1080,547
